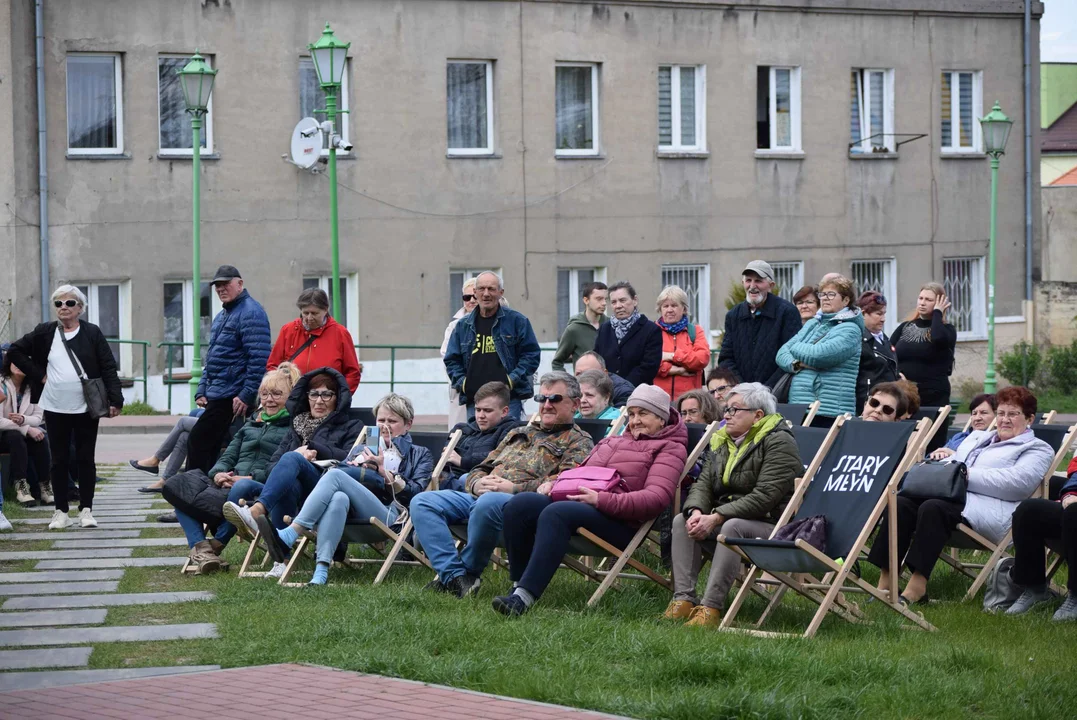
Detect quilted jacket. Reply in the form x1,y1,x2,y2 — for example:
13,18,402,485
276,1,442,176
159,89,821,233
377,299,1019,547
197,289,272,406
465,421,593,495
207,411,292,484
776,306,865,418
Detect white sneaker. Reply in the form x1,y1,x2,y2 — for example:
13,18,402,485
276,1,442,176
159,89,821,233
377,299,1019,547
222,501,259,542
0,512,12,532
79,508,98,528
14,479,33,504
48,510,73,530
266,562,287,580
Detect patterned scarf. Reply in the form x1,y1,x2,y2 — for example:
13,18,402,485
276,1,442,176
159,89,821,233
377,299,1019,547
292,411,327,444
657,317,690,336
610,310,641,342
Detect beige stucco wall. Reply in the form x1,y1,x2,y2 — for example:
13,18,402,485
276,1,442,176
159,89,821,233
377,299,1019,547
1043,186,1077,282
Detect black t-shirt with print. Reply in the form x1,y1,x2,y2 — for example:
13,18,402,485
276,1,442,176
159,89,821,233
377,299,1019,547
464,312,509,403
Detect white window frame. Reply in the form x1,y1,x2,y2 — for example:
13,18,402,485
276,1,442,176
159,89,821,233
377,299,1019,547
304,274,360,340
768,261,805,302
658,64,706,152
941,70,983,154
158,54,214,156
447,60,494,156
164,280,223,372
758,66,801,153
74,281,132,376
851,68,895,153
299,57,351,157
660,263,711,334
66,53,124,155
450,268,502,317
558,267,608,332
851,259,897,332
943,256,987,340
555,62,601,158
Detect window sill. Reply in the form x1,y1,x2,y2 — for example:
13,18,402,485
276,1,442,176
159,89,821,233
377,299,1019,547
66,152,130,160
656,150,710,159
446,152,502,159
941,152,986,160
555,153,606,160
158,153,221,161
754,150,805,160
849,152,898,160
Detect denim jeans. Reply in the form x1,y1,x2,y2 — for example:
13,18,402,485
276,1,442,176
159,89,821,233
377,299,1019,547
175,508,207,548
409,490,513,583
295,466,399,566
253,452,323,528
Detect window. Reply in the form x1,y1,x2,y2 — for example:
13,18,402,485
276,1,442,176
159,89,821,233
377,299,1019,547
658,65,706,152
756,66,801,152
661,264,710,333
158,55,213,155
162,280,218,372
768,261,805,302
74,282,131,375
941,70,982,153
447,61,494,155
303,275,359,338
555,63,600,156
66,54,123,154
851,259,897,332
850,69,894,153
943,257,986,339
449,268,500,319
299,57,350,154
557,267,608,334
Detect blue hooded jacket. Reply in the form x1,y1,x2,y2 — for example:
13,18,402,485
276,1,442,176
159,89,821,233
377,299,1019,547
196,288,272,406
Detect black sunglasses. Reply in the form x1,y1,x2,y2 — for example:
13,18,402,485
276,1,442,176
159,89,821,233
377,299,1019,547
867,397,896,416
462,294,475,302
869,293,886,305
54,300,79,308
534,394,566,405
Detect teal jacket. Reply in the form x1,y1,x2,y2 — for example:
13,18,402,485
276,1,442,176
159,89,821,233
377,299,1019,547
776,307,865,418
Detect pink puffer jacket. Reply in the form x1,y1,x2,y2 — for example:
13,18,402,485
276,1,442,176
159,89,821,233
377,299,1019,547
581,408,688,524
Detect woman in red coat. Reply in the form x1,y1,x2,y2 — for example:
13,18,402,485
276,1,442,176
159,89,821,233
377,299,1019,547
653,285,711,402
493,383,688,616
267,289,362,392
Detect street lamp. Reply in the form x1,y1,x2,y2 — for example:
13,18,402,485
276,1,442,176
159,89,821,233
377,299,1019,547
979,101,1013,394
309,23,351,321
177,51,217,405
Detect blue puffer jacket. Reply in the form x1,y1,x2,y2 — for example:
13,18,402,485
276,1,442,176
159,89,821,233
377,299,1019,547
776,306,865,418
196,289,272,406
444,306,541,402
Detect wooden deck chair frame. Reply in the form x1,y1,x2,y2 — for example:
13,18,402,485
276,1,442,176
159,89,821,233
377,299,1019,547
275,429,464,587
717,417,936,638
802,400,821,427
941,422,1077,601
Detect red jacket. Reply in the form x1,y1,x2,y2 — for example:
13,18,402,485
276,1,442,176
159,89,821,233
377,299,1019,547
267,317,362,392
583,409,688,524
654,323,711,401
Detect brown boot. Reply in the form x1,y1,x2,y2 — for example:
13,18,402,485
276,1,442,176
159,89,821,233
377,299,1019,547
190,541,221,575
662,599,697,621
207,539,225,556
685,605,721,628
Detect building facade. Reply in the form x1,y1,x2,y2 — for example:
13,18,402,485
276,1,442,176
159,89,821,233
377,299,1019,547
0,0,1043,407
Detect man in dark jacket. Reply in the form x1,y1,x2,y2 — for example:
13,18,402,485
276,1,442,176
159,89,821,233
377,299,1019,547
551,281,607,371
573,351,634,407
443,382,524,491
717,261,801,389
185,266,272,473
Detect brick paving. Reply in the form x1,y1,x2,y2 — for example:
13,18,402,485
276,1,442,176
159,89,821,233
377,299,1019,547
0,663,633,719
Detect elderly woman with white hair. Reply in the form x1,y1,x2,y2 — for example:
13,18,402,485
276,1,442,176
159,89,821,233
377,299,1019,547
664,382,802,627
8,284,123,529
653,285,711,402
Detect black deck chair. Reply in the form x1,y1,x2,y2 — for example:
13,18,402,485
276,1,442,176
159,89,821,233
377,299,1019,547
348,407,377,427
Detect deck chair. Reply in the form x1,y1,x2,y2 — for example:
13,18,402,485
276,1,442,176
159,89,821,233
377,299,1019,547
560,420,721,607
277,429,464,587
576,417,614,445
909,405,952,454
776,401,821,428
942,422,1077,601
348,407,376,426
718,417,935,638
1041,410,1058,425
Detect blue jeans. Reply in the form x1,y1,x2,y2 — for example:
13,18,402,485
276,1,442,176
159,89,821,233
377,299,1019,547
253,452,322,528
175,509,207,548
294,466,400,566
409,490,513,583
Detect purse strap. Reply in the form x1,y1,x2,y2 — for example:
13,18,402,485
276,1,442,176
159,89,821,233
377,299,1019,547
288,334,317,362
57,326,89,381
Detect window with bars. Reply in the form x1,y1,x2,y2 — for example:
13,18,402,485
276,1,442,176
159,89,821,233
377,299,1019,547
557,268,607,333
658,65,705,152
447,61,494,155
299,57,350,154
661,264,710,332
850,259,897,332
768,261,804,302
303,275,359,338
943,257,986,339
850,68,894,153
941,70,982,153
757,66,801,151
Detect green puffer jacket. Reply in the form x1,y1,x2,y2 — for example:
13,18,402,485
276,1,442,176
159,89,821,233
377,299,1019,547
682,414,802,522
208,410,292,483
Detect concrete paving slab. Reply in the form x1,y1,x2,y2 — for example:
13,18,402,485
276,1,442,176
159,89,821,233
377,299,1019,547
0,531,141,541
35,557,187,570
0,609,107,628
0,622,217,646
0,549,132,561
4,591,213,610
0,664,221,691
12,518,155,526
0,570,125,583
0,647,93,670
0,581,119,596
53,538,186,549
20,521,176,530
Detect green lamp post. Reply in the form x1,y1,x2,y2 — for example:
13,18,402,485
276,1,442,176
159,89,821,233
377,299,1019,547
309,23,351,321
177,51,217,405
979,101,1013,394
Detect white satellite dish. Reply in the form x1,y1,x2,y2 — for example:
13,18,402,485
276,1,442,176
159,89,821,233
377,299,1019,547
290,117,323,169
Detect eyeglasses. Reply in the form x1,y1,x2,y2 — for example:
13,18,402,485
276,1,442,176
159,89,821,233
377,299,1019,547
818,292,840,300
723,406,753,417
710,384,731,396
867,397,896,416
259,390,284,399
970,408,995,417
795,300,817,307
307,390,337,401
534,394,566,405
54,300,79,308
461,294,475,302
996,411,1027,420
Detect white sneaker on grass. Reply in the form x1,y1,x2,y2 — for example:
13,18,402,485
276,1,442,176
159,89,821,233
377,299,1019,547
0,512,12,532
266,562,287,580
79,508,97,528
48,510,73,530
222,501,259,542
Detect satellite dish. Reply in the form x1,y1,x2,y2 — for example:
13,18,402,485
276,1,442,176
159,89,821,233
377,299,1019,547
290,117,323,169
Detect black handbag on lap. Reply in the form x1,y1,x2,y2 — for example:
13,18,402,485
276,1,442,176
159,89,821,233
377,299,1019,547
897,460,968,507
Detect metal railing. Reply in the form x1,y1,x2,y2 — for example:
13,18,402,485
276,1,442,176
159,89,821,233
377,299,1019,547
107,338,149,404
354,344,445,392
158,341,194,413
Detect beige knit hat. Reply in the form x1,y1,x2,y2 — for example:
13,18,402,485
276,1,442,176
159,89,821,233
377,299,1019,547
626,384,671,423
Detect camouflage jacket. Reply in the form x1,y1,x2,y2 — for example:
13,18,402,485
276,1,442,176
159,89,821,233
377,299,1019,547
464,421,593,495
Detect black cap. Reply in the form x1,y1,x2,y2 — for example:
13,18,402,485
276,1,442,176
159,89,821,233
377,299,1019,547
211,265,241,285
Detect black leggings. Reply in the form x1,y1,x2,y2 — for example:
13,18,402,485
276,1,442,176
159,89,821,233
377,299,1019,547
0,430,51,491
44,411,99,512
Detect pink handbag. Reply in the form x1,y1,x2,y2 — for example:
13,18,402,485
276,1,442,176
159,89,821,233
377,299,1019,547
549,466,627,502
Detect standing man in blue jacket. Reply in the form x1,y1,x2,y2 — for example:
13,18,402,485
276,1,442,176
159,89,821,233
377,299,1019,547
444,272,540,420
185,265,272,473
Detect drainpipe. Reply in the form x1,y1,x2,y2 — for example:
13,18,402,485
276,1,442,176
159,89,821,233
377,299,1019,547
36,0,50,322
1023,0,1032,302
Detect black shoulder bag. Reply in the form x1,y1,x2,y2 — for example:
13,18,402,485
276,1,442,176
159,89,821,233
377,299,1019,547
897,460,968,507
58,329,111,419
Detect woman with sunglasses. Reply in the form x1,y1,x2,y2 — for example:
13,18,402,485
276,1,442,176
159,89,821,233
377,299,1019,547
855,291,899,415
861,382,909,422
441,278,479,429
8,285,123,529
